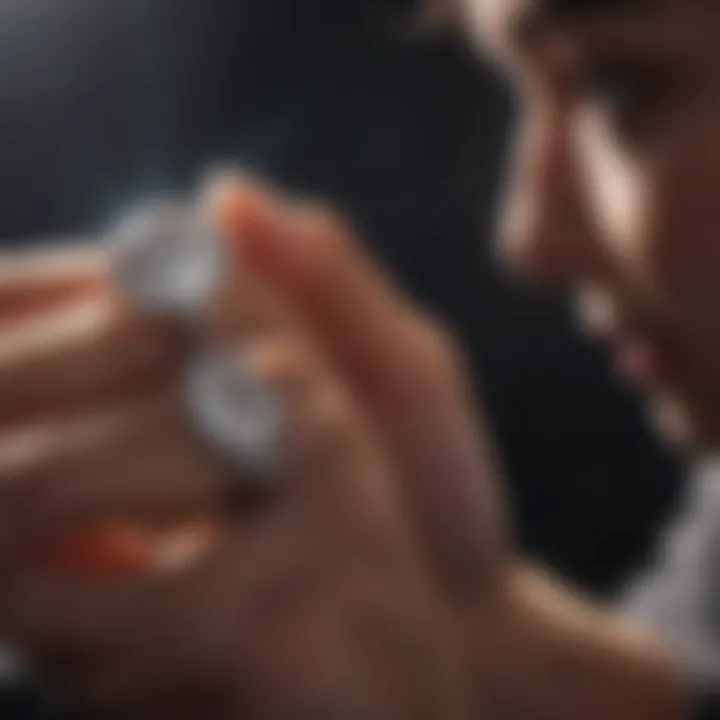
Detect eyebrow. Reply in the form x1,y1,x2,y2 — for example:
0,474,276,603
511,0,654,43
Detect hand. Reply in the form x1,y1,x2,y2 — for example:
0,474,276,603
0,191,477,718
229,186,686,720
214,179,510,598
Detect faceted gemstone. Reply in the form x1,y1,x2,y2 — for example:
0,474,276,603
109,200,283,487
185,350,285,483
109,201,225,321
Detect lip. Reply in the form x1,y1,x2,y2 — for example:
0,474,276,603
609,331,678,388
575,291,681,388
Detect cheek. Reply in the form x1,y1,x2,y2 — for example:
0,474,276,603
579,116,720,326
646,127,720,324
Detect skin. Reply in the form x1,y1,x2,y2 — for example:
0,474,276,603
1,0,718,713
466,0,720,449
0,183,483,718
0,178,683,719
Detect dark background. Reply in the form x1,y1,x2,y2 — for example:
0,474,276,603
0,0,683,713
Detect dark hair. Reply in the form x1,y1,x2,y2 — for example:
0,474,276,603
517,0,646,23
380,0,459,39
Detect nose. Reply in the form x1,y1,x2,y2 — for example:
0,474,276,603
497,102,606,284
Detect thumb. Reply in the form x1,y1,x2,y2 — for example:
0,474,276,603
202,177,302,346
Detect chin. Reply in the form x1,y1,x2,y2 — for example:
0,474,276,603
648,393,720,455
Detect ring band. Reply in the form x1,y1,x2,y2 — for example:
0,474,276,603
185,350,286,488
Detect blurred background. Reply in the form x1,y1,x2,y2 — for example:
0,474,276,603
0,0,683,714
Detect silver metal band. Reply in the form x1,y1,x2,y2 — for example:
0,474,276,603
185,350,286,486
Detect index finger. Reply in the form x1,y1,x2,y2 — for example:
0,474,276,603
211,178,504,592
0,243,108,325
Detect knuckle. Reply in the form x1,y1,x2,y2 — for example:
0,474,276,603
0,426,53,503
0,404,160,541
303,383,361,457
114,306,186,370
0,426,60,558
242,334,326,398
242,333,367,470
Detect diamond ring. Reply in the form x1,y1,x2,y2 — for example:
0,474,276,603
109,200,285,489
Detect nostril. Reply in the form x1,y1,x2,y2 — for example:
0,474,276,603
496,219,575,286
495,178,604,285
494,190,550,281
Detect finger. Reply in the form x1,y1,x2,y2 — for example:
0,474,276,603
211,177,450,410
212,177,505,592
5,534,252,712
5,564,255,719
194,202,398,526
0,293,186,425
0,391,228,563
0,244,107,325
2,575,208,712
235,332,404,552
198,224,402,540
5,575,167,650
277,205,507,590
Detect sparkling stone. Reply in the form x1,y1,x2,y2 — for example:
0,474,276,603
108,199,283,486
185,350,285,482
109,201,225,321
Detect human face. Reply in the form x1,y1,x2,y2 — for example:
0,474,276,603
464,0,720,451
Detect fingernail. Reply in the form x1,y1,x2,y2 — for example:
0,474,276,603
197,166,245,226
200,168,287,227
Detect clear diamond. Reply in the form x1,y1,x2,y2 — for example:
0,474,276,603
110,202,225,320
185,350,284,482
